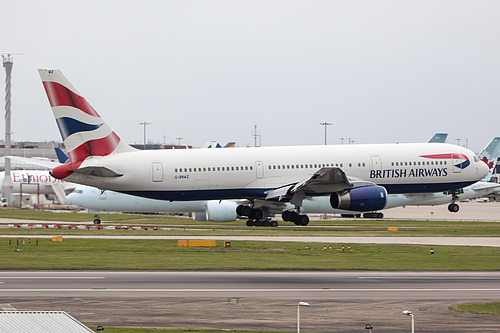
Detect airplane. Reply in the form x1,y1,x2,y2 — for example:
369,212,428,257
0,169,75,202
65,137,500,224
39,69,489,226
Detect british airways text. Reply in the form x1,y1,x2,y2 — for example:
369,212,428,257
370,167,448,179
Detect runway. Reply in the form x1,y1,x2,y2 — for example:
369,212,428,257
1,271,499,332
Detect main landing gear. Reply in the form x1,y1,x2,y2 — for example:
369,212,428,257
237,205,278,227
246,218,279,227
281,210,310,226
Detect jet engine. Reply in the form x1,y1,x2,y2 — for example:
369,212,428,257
330,185,387,212
204,200,238,222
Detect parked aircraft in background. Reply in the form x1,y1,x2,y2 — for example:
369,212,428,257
0,170,74,204
39,69,489,226
427,133,448,143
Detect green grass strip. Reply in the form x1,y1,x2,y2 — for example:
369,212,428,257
449,302,500,316
2,238,500,270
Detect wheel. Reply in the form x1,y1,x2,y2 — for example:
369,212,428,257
376,212,384,218
246,219,254,227
263,220,270,227
254,219,262,226
363,212,373,218
299,214,309,226
282,210,292,221
270,221,278,227
93,218,101,224
448,203,459,213
249,209,263,220
241,206,252,216
236,205,245,216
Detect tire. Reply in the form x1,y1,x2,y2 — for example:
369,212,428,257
448,203,459,213
241,206,252,217
299,215,309,226
246,219,254,227
236,205,245,216
270,221,278,227
93,219,101,224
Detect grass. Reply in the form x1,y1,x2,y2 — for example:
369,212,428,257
449,302,500,316
2,208,500,237
2,238,500,270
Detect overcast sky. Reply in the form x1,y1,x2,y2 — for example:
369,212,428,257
1,1,499,152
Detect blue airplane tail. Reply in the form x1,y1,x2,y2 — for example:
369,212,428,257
55,147,69,164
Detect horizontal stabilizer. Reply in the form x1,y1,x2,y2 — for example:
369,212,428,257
73,166,123,177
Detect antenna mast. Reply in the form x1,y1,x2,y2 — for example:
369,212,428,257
1,52,22,204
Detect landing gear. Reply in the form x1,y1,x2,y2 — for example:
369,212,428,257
448,203,459,213
363,212,384,218
237,205,263,219
246,218,278,227
93,213,101,224
237,205,278,227
281,210,309,226
448,191,460,213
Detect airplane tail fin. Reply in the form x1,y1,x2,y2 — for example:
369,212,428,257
427,133,448,143
39,69,136,164
477,137,500,181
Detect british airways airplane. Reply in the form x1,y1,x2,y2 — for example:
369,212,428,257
39,69,489,225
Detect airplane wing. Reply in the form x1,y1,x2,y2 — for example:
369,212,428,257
265,167,376,206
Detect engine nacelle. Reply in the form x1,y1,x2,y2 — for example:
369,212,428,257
330,185,387,212
204,200,238,222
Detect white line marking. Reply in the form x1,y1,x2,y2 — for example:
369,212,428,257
1,288,500,292
0,304,17,311
0,277,105,279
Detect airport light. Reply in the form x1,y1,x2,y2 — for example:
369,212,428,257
297,301,310,333
402,310,414,333
139,122,151,150
319,122,332,145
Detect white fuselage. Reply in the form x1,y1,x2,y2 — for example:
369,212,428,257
63,143,488,201
0,170,75,195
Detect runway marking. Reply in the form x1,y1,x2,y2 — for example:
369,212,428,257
0,277,105,279
0,304,17,311
2,288,500,292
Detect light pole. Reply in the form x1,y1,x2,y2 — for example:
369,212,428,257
297,301,309,333
139,122,151,150
319,122,332,145
403,310,414,333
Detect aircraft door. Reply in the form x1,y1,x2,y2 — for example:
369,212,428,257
452,154,462,173
255,161,264,178
371,155,382,170
152,162,164,182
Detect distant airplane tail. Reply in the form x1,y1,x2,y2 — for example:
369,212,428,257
427,133,448,143
39,69,135,164
54,147,69,164
477,137,500,181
